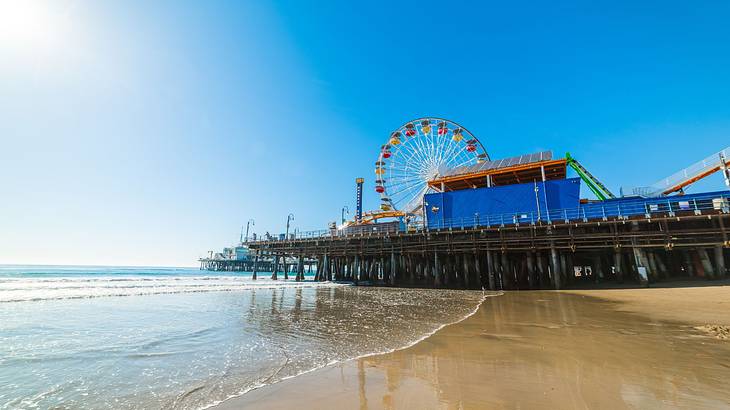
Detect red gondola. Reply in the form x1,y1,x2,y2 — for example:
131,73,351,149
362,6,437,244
375,185,385,193
466,144,477,152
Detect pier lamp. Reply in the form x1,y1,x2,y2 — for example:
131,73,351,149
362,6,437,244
285,213,295,240
341,206,349,225
245,219,255,243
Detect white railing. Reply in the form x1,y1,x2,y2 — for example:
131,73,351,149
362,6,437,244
624,146,730,197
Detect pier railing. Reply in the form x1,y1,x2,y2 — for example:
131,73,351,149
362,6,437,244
248,191,730,242
428,191,729,230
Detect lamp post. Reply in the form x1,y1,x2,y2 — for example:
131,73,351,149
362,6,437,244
341,206,349,225
245,219,255,243
285,213,295,240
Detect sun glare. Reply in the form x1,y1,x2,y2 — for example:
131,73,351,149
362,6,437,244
0,0,60,53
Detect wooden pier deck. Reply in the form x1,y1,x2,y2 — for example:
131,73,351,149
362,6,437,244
247,211,729,289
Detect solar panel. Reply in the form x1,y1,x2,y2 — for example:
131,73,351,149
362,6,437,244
438,151,553,178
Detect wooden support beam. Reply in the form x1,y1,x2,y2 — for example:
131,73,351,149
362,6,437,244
501,252,510,290
613,249,623,283
433,252,441,287
296,255,304,281
271,255,279,280
526,251,536,289
486,250,496,290
461,253,473,289
550,245,562,289
390,251,397,286
474,251,482,289
715,245,727,278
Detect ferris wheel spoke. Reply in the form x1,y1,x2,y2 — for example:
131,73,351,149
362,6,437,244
402,141,429,171
435,125,453,162
388,179,426,198
434,134,448,166
423,134,438,168
388,167,422,175
391,155,433,176
455,148,479,164
394,141,429,170
451,147,475,170
388,174,425,185
388,176,425,191
442,131,459,162
387,177,426,190
387,167,424,176
387,178,422,189
410,130,432,164
388,165,426,176
392,192,423,208
398,184,430,211
387,166,424,180
441,139,465,168
395,142,429,168
424,128,436,162
445,148,469,166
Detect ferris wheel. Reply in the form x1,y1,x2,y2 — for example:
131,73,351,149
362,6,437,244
374,118,489,214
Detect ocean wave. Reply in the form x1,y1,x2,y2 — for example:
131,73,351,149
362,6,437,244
0,277,344,303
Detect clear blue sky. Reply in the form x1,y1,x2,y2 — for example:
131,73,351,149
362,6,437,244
1,0,729,266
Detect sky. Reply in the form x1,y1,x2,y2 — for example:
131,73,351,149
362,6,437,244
1,0,729,267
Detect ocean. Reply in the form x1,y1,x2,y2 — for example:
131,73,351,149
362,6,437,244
0,266,485,409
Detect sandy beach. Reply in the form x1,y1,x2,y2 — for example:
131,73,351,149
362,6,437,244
218,281,730,409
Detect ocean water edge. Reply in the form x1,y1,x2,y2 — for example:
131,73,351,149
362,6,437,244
0,266,486,410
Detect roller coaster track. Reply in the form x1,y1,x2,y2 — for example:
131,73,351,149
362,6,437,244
566,153,616,200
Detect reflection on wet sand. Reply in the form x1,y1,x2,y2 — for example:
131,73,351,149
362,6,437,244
227,291,730,409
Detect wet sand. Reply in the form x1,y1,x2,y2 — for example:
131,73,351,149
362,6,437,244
566,282,730,329
218,284,730,409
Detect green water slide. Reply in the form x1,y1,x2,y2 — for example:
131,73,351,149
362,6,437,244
565,153,616,201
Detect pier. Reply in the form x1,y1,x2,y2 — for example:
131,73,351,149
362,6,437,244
247,203,729,290
199,253,317,278
204,119,730,289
